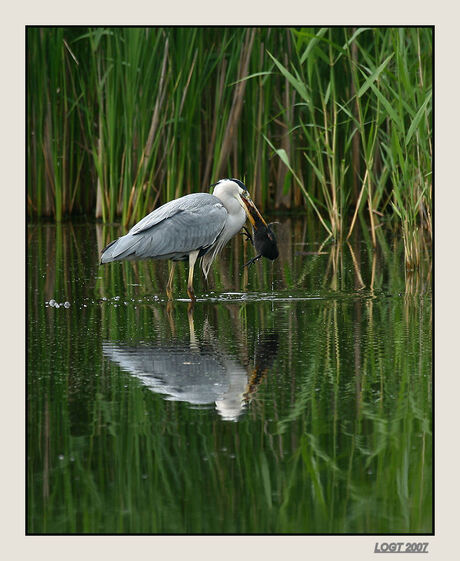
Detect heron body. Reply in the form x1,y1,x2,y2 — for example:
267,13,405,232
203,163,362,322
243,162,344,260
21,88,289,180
100,179,267,300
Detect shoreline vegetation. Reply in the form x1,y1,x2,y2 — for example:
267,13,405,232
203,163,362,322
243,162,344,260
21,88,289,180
27,27,432,269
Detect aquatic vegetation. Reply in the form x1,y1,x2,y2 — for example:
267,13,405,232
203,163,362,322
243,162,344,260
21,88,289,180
27,222,432,533
27,27,432,270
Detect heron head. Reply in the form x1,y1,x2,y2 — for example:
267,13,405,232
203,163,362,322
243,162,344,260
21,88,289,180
212,178,268,228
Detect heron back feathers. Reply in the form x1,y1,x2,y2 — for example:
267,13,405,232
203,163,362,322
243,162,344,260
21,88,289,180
100,193,228,264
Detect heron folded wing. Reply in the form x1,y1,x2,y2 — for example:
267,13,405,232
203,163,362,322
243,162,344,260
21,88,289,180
126,200,228,261
101,193,228,263
130,193,221,235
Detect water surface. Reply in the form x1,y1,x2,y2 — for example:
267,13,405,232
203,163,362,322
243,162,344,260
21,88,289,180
27,221,432,534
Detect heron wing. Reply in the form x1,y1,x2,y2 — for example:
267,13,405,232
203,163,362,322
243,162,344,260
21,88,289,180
129,193,218,235
101,193,228,262
135,202,227,259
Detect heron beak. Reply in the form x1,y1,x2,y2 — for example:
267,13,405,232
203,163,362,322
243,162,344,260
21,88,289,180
239,192,268,228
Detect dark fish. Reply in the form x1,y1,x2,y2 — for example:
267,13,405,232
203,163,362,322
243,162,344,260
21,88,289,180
242,206,279,268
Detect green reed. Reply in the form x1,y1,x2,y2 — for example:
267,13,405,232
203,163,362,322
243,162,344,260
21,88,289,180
27,27,279,222
27,27,432,269
266,27,432,268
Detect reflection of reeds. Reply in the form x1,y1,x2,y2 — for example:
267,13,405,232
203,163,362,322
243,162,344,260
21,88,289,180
34,217,431,304
274,285,431,532
28,220,431,533
347,241,366,290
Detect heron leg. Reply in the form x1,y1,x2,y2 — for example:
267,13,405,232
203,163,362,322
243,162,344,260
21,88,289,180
166,261,176,301
187,250,199,302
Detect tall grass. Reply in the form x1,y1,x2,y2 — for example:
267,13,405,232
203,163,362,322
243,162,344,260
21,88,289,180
266,27,432,267
27,27,432,268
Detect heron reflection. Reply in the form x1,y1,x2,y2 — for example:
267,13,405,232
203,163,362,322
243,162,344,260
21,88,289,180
103,325,278,422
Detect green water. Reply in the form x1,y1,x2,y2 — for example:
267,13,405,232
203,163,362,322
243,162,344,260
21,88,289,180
27,221,432,534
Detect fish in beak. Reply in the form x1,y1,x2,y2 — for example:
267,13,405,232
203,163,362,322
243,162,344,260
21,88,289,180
238,191,279,267
239,191,268,229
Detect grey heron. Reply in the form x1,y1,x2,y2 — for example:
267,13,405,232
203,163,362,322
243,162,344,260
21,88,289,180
100,178,268,300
